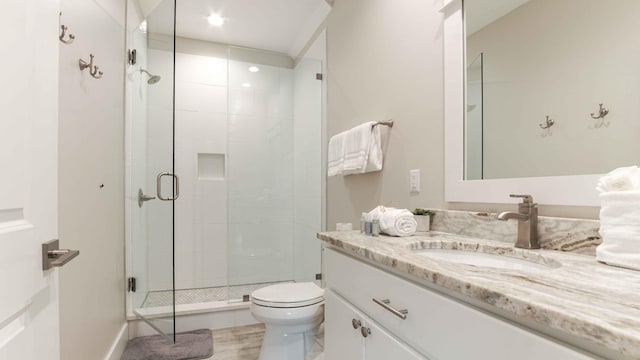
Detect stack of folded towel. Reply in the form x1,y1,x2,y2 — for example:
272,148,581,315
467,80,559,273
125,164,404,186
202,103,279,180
596,165,640,271
328,121,383,176
368,206,417,237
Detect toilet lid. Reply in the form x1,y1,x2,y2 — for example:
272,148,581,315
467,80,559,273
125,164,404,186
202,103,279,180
251,282,324,308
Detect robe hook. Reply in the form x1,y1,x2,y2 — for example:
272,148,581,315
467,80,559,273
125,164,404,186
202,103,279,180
59,24,75,44
79,54,103,79
539,115,554,129
590,103,609,120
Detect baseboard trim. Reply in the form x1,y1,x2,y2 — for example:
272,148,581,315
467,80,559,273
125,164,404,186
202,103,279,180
104,323,128,360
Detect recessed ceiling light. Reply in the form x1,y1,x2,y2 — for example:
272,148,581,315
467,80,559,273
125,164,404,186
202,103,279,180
249,66,260,73
207,14,224,26
241,83,252,88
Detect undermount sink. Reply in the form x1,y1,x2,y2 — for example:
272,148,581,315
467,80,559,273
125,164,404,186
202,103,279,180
414,248,560,271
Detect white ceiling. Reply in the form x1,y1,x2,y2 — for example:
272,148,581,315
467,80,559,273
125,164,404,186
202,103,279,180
143,0,331,57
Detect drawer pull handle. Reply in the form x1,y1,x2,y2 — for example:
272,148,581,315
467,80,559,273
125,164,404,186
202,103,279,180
372,298,408,320
352,318,361,329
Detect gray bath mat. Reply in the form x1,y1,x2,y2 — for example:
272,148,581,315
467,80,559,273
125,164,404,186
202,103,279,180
121,329,213,360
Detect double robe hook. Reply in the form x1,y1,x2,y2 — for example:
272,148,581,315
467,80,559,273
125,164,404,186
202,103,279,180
79,54,103,79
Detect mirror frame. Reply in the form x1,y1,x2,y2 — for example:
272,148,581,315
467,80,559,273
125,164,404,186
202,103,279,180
442,0,600,206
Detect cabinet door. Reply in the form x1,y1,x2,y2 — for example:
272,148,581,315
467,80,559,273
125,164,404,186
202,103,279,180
325,289,365,360
365,319,428,360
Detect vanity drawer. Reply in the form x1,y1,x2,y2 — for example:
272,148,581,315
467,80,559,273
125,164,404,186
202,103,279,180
323,248,595,360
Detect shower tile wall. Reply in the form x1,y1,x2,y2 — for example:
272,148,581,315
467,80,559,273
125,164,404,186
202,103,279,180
147,49,228,290
227,59,295,286
145,48,172,291
175,53,228,289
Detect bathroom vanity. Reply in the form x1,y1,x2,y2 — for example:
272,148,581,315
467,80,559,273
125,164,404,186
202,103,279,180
319,223,640,360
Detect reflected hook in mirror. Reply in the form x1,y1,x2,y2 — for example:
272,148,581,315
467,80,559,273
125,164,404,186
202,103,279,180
590,103,609,120
539,115,554,129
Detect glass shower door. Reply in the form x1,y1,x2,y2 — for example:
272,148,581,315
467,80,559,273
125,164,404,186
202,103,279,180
226,47,323,300
129,0,177,341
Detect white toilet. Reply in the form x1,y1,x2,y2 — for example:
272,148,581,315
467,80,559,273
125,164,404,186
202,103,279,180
250,282,325,360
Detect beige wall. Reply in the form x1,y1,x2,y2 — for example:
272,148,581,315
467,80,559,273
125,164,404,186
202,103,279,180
58,0,126,359
326,0,446,228
325,0,600,222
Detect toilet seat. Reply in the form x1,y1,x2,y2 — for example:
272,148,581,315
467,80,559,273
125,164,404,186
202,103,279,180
251,282,324,308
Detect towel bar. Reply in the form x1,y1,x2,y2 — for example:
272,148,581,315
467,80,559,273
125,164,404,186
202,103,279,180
373,120,394,128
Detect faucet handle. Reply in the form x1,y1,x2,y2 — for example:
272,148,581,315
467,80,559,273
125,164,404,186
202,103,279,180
510,194,533,203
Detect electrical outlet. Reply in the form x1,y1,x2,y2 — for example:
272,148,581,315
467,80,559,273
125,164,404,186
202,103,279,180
410,169,420,192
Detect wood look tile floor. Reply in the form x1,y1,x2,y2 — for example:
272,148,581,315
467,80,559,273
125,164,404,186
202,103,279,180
202,323,325,360
204,324,265,360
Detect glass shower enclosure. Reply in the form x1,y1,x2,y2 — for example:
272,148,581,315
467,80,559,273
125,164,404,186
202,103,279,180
128,0,177,340
465,53,483,180
226,47,323,296
126,0,323,340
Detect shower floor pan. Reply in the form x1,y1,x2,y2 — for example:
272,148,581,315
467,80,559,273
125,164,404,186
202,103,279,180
141,281,294,308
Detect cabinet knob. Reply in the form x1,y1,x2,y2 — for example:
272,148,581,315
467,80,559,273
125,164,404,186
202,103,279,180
352,318,361,329
361,326,371,338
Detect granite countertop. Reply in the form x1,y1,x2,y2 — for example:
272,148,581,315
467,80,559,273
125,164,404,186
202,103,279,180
318,230,640,359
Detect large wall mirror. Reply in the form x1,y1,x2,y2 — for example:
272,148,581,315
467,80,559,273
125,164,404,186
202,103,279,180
443,0,639,206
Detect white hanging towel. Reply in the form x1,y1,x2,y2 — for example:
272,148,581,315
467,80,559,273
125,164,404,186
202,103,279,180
327,130,346,176
596,190,640,271
365,124,383,173
342,121,383,175
327,121,384,176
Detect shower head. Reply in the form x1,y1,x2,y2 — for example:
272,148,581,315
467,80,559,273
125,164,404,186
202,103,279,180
140,69,161,84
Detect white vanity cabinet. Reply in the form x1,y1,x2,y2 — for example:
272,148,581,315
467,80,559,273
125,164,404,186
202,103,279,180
323,248,597,360
325,289,427,360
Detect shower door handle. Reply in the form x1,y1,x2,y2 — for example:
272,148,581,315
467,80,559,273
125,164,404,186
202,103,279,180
157,172,180,201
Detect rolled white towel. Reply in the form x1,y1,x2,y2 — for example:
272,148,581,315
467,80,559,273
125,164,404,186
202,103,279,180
368,206,416,237
596,165,640,193
596,190,640,270
599,190,640,226
596,226,640,270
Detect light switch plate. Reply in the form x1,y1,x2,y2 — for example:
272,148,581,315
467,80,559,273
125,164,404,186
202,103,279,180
410,169,420,192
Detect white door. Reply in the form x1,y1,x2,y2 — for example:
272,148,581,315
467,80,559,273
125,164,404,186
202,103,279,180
0,1,61,359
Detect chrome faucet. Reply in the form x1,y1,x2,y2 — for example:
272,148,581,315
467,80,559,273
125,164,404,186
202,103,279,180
496,194,540,249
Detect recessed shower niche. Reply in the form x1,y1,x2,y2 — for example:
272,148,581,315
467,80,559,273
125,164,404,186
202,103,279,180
198,153,225,181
